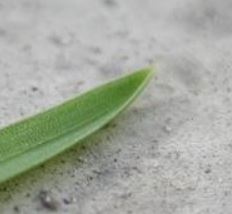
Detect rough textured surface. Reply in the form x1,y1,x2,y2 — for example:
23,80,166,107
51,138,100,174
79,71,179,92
0,0,232,213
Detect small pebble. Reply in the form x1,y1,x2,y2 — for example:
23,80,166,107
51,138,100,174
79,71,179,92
163,125,172,133
63,196,77,205
49,33,73,46
39,190,60,211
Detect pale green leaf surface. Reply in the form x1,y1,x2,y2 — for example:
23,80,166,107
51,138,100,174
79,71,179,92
0,67,154,184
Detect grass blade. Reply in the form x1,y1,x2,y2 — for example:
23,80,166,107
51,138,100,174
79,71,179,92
0,67,155,184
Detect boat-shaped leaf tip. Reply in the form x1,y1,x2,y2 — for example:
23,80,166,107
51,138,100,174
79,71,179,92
0,67,155,184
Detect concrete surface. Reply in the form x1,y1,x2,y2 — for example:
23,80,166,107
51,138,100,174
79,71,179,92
0,0,232,213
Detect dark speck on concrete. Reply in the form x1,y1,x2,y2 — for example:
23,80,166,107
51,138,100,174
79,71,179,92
0,28,6,37
13,205,20,213
49,33,73,46
25,192,31,198
103,0,118,7
31,86,39,92
89,46,102,55
204,168,212,174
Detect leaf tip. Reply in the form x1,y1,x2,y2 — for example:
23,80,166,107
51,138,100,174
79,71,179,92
143,65,156,78
133,65,156,86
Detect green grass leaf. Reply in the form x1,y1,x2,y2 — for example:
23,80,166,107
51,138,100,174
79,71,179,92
0,67,155,184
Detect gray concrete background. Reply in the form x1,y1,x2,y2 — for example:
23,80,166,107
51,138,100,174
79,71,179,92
0,0,232,213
